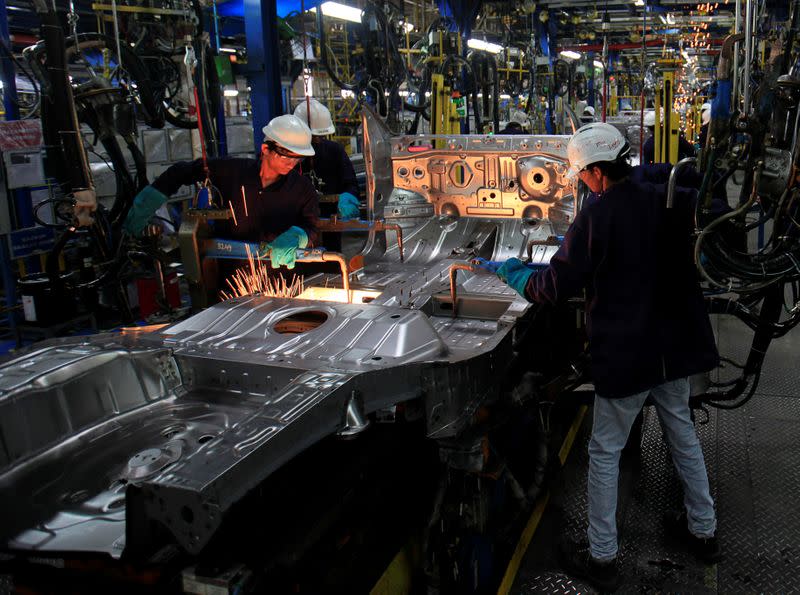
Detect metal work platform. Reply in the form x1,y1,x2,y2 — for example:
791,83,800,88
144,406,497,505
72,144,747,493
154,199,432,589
510,313,800,594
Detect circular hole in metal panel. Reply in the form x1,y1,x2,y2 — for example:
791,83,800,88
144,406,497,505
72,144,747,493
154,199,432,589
273,310,329,334
413,168,424,179
397,166,409,177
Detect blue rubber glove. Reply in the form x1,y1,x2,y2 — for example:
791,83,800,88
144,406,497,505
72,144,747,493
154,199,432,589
337,192,360,219
263,226,309,269
123,185,168,236
497,257,534,298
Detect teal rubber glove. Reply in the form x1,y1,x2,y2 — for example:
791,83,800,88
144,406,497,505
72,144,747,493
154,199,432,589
497,257,534,298
123,185,168,236
337,192,360,219
263,226,309,269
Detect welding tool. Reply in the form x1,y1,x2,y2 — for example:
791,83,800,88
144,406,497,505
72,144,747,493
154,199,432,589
317,216,405,262
203,239,351,302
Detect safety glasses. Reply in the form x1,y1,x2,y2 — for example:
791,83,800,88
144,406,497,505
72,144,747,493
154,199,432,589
266,142,304,162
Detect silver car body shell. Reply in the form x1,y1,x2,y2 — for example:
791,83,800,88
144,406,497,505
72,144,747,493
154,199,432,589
0,107,575,558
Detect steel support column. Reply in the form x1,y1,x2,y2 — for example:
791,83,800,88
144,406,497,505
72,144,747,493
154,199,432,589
244,0,283,154
0,0,29,331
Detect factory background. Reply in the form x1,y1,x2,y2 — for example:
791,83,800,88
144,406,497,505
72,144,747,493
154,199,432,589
0,0,797,593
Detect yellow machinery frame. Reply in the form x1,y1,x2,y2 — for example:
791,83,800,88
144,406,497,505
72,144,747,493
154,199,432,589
654,59,682,164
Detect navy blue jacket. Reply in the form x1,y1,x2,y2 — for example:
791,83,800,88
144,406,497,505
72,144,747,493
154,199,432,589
584,164,726,210
152,157,320,246
525,178,719,398
299,138,359,197
642,134,696,165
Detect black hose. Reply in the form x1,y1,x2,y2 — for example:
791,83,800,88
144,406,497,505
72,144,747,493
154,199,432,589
701,284,784,409
316,1,358,91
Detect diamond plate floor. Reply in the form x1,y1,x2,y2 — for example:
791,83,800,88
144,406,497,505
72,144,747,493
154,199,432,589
512,314,800,594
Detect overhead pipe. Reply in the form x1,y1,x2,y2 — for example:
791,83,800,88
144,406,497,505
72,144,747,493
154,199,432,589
559,38,725,53
732,0,742,110
743,0,754,116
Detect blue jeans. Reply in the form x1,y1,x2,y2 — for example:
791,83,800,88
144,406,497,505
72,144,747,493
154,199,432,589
587,377,716,561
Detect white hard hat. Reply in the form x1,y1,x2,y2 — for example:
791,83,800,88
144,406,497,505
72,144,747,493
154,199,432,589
262,114,315,156
293,98,335,136
700,102,711,125
566,122,628,180
583,105,595,117
510,108,531,129
643,111,656,127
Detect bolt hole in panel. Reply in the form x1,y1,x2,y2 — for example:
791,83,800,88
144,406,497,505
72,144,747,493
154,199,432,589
272,310,329,334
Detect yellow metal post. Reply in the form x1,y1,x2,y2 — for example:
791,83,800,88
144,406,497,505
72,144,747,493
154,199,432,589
431,73,448,146
655,59,681,164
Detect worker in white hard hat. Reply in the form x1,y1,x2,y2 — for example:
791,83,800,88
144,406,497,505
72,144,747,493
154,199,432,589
479,122,721,591
123,114,319,295
500,108,531,134
642,109,696,165
698,102,712,148
580,104,596,125
293,98,360,222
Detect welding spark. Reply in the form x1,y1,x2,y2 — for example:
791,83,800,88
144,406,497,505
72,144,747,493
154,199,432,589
219,246,304,300
241,185,249,217
229,202,238,227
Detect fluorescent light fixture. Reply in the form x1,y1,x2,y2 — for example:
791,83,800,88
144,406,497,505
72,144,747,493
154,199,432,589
398,20,414,33
634,0,644,5
218,47,237,54
659,15,667,24
467,38,503,54
223,89,239,97
340,89,355,98
594,60,604,69
500,94,511,99
559,50,582,60
666,13,675,24
309,2,363,23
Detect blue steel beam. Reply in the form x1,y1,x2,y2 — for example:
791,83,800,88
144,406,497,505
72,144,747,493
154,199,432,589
244,0,283,153
0,0,32,331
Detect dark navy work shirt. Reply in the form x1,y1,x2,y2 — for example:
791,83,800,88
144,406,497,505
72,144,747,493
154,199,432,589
152,157,320,246
299,138,359,197
525,178,719,398
642,134,696,165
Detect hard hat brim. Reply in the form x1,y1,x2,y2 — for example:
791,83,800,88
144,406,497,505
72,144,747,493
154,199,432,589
565,165,581,181
312,124,336,136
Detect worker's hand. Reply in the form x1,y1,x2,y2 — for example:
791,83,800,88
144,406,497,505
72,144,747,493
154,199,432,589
266,226,309,269
257,241,271,260
123,185,168,236
497,257,535,298
471,257,502,273
337,192,360,220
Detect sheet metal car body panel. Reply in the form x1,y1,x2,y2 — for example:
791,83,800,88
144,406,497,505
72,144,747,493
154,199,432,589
0,107,575,558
